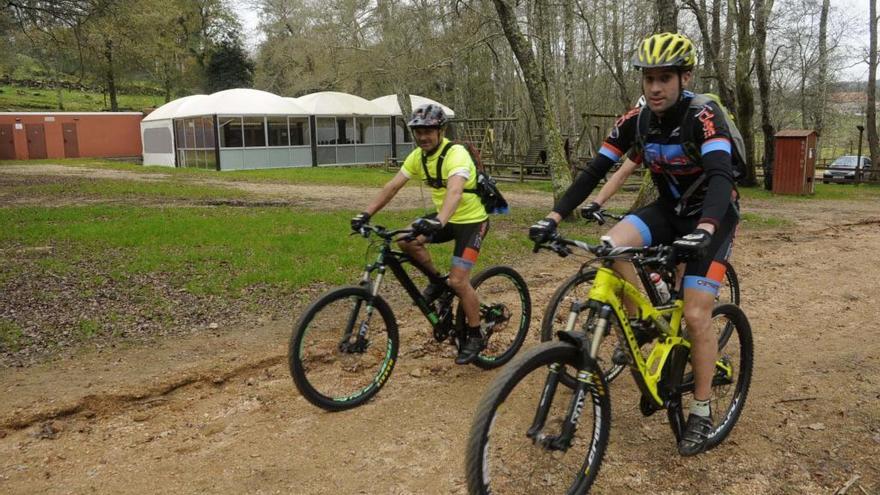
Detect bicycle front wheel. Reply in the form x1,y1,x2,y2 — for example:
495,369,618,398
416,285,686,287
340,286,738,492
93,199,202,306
541,269,625,383
457,265,532,369
289,286,399,411
668,303,753,449
466,341,611,494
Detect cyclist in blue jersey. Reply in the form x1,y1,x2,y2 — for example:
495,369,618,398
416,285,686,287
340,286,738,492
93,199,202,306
529,32,739,456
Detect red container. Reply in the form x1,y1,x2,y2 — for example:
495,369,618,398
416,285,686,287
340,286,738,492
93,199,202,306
772,129,817,195
0,112,143,160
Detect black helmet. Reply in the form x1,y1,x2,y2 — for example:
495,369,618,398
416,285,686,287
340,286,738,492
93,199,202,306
407,103,448,128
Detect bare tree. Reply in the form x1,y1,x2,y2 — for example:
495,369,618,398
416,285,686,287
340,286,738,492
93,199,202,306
683,0,735,107
731,0,757,185
656,0,678,32
868,0,879,178
754,0,775,189
813,0,830,142
491,0,571,198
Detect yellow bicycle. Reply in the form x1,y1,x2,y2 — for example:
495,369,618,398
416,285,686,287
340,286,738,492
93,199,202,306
465,231,753,494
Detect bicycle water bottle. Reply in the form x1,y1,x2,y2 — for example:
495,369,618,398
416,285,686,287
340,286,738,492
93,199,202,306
650,272,671,303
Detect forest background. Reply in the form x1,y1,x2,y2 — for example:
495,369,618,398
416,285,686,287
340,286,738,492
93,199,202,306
4,0,880,187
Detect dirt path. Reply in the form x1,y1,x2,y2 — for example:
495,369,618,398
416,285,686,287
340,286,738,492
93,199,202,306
1,165,879,494
0,164,551,211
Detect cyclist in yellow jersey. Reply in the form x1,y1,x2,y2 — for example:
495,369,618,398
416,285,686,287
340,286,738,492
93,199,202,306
351,104,490,365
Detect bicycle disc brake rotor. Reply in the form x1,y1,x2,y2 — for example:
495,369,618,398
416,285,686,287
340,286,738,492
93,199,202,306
484,303,511,332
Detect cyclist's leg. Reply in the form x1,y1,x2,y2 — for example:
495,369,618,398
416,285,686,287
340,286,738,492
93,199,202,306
397,215,453,278
681,208,737,400
679,207,737,454
608,202,675,314
447,220,490,327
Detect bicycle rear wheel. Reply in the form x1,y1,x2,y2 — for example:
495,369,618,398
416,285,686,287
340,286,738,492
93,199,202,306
289,286,398,411
466,341,611,495
541,270,625,383
457,265,531,369
667,303,753,449
716,260,741,306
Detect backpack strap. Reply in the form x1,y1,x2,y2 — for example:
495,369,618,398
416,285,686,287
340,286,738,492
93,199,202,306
635,106,651,158
421,141,455,188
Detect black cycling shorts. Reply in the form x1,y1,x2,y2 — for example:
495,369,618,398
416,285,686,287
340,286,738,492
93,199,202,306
426,218,490,270
621,200,738,296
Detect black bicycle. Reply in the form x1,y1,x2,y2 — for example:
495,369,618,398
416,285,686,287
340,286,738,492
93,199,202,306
289,223,532,411
540,208,741,382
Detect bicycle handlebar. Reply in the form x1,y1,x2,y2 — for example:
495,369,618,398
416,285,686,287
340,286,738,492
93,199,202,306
352,223,418,242
533,232,677,267
580,207,626,225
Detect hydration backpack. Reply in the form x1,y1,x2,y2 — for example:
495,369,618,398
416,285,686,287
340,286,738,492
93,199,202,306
420,141,509,214
636,92,748,182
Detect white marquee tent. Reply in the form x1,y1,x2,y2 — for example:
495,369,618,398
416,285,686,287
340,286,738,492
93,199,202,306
141,89,456,169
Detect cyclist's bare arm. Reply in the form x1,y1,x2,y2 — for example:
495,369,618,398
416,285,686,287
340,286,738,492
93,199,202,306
436,175,465,225
593,157,640,206
363,171,409,215
544,158,640,224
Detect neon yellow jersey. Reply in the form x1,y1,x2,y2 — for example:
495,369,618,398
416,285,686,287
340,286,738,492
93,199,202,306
401,138,488,224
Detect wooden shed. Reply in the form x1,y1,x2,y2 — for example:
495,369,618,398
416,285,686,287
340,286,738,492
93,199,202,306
0,112,143,161
772,129,817,195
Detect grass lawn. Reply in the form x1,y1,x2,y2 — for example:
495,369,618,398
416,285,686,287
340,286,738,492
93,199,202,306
0,205,542,296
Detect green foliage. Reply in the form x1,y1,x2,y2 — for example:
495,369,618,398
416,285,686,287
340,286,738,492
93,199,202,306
0,85,165,112
204,32,255,93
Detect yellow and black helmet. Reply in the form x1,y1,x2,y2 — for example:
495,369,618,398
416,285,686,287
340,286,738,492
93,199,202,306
633,32,697,70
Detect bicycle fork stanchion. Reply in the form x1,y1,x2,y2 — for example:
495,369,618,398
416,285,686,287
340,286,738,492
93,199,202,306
527,363,562,442
543,305,613,450
341,268,386,353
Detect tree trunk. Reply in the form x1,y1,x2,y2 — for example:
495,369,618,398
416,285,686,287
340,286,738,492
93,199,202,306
814,0,830,146
754,0,775,190
732,0,756,186
868,0,879,179
684,0,735,108
656,0,678,32
563,0,577,136
491,0,571,199
104,37,118,112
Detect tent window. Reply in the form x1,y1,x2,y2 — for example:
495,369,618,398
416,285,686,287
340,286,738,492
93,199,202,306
290,118,309,146
193,118,205,148
337,117,354,145
357,118,370,144
370,118,391,144
243,117,266,147
316,117,336,145
185,119,196,149
219,117,243,148
174,120,186,148
267,117,289,146
203,117,215,148
144,127,173,153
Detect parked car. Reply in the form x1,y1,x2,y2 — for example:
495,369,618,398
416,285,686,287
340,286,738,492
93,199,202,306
823,155,872,183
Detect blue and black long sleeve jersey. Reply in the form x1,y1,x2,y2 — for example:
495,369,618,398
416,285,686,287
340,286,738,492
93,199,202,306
553,92,736,230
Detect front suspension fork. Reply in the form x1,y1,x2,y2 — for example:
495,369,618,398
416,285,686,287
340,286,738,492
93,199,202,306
340,270,385,351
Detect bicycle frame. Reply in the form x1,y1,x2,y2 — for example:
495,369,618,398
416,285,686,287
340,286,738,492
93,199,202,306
579,266,687,406
360,234,452,330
